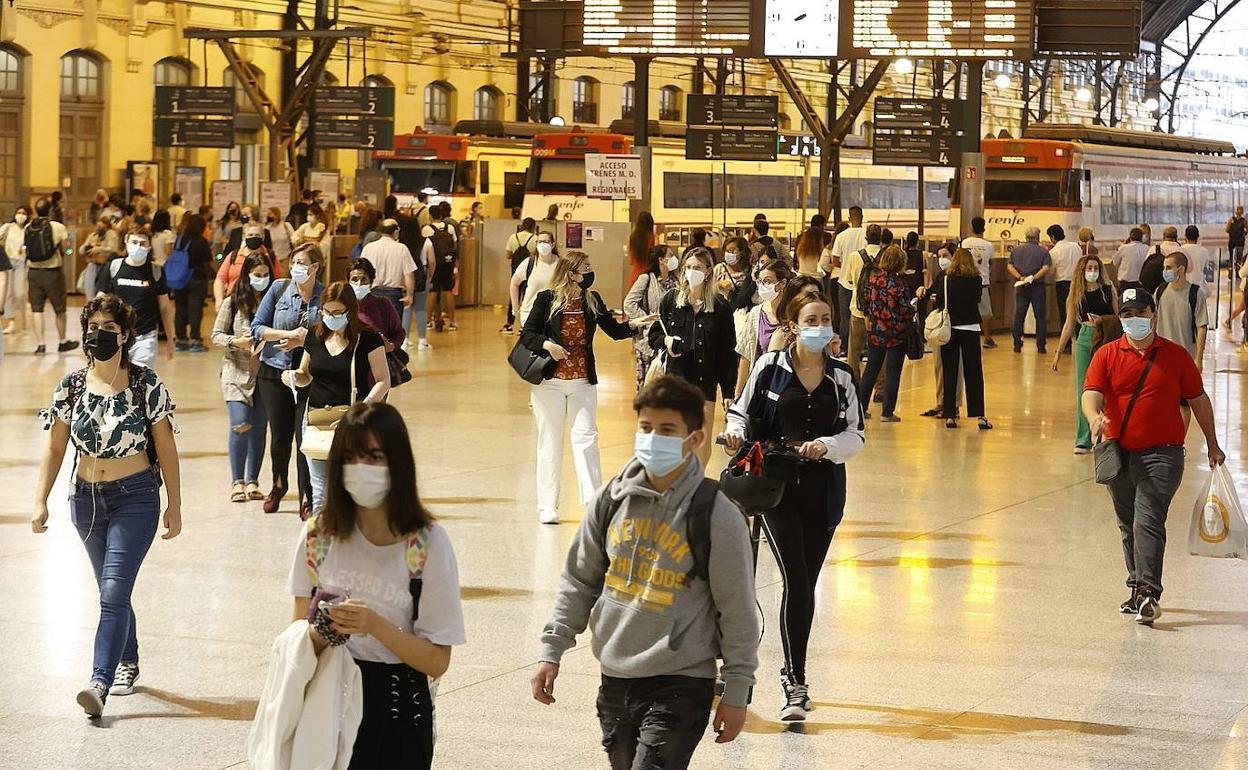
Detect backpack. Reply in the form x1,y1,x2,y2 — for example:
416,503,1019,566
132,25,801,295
591,477,724,586
65,365,159,468
304,514,430,620
165,236,193,290
855,248,878,314
1230,217,1246,244
1154,283,1202,340
1138,245,1166,296
512,232,536,264
429,223,457,267
24,217,57,264
108,258,163,284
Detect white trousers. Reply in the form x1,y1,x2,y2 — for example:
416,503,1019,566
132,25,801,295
130,331,159,370
531,378,601,513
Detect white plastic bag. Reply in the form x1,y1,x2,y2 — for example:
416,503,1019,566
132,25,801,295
1188,464,1248,559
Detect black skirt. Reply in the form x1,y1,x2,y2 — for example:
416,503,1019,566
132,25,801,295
349,659,435,770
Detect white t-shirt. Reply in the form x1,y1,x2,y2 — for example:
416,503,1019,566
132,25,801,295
287,522,466,664
519,256,558,324
0,221,25,260
1159,241,1183,257
1114,241,1150,282
961,236,994,286
830,226,866,281
361,237,418,290
1049,240,1082,282
1180,243,1210,288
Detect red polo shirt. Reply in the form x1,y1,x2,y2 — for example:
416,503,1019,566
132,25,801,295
1083,334,1204,451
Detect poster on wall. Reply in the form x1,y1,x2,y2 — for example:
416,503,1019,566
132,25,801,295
126,161,160,202
211,179,245,220
566,222,584,249
259,182,294,218
308,169,341,199
174,167,205,212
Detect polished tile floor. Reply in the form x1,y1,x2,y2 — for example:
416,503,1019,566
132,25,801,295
3,304,1248,770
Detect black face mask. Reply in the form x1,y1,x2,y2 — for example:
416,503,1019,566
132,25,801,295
577,271,596,290
245,236,263,250
84,329,122,362
241,214,251,224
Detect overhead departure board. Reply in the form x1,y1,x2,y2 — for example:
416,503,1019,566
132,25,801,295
581,0,753,55
842,0,1036,59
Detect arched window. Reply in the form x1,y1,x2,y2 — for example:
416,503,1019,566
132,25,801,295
221,64,267,203
154,57,192,87
0,45,24,211
658,85,682,122
777,113,791,130
60,51,104,201
362,74,392,89
474,86,501,122
424,82,454,127
621,81,635,120
153,58,195,202
572,76,599,124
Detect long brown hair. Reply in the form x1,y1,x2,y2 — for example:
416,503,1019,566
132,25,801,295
229,253,271,321
1068,255,1108,316
316,281,364,344
318,402,434,538
947,248,979,279
628,211,655,261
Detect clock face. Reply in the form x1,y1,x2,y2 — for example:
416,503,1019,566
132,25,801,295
763,0,840,57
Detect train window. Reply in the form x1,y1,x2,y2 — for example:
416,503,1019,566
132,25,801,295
454,161,476,194
387,165,454,196
478,161,489,195
985,179,1060,207
925,182,950,209
536,159,585,188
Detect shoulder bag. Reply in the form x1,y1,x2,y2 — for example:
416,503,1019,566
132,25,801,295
508,338,553,384
302,338,360,461
924,275,952,346
1093,347,1158,485
643,311,671,388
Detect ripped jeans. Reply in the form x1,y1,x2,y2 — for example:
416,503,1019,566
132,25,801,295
596,675,714,770
226,398,268,485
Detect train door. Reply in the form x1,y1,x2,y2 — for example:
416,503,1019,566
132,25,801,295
504,172,526,211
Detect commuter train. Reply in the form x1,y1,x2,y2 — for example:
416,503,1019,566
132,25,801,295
950,124,1248,247
371,122,955,238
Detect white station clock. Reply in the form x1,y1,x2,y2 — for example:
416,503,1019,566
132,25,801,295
763,0,840,57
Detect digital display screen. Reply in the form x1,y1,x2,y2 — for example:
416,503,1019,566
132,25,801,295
581,0,753,55
842,0,1035,59
764,0,840,57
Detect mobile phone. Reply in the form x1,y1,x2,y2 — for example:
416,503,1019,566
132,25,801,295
305,586,348,623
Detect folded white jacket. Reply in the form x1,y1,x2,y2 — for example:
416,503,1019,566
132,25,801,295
248,620,363,770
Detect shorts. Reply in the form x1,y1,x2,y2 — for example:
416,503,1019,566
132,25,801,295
432,264,456,291
0,249,11,271
978,284,993,317
27,267,67,314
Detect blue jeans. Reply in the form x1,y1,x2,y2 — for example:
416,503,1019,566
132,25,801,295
1012,281,1048,350
860,344,906,417
70,468,161,688
402,290,428,341
307,456,328,515
227,398,268,484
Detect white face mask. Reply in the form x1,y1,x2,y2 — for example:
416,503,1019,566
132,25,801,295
938,257,951,271
125,242,149,266
342,463,390,508
757,282,778,302
685,268,706,289
724,251,739,266
14,213,27,225
1084,270,1100,283
664,255,680,272
537,241,554,257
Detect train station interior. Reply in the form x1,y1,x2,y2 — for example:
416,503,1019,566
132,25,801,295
3,1,1248,769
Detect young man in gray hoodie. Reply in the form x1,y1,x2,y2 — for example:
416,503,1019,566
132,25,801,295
532,376,760,769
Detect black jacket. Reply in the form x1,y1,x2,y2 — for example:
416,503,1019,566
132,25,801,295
647,291,738,401
521,289,634,385
930,273,984,327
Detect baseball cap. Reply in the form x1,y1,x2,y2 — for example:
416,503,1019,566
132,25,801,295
1119,287,1156,313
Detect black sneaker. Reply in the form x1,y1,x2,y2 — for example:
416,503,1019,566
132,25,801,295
33,345,46,356
188,341,208,353
175,340,189,352
76,680,108,718
57,340,79,353
111,662,139,696
1119,588,1139,615
1136,595,1162,625
779,677,810,722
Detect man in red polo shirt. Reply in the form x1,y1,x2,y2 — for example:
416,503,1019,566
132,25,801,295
1082,287,1224,626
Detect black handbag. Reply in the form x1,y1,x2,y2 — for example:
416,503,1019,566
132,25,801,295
904,314,925,361
386,347,412,387
1093,347,1158,485
719,442,786,512
508,339,552,384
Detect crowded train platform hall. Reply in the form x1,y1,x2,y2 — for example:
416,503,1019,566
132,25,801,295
4,0,1248,768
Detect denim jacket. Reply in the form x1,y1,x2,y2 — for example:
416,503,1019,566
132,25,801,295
251,278,324,370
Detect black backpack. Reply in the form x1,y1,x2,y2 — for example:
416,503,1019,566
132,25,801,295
24,217,58,264
855,248,878,314
1154,283,1202,340
1230,217,1246,245
429,223,457,266
591,477,726,585
1139,245,1166,295
512,232,536,264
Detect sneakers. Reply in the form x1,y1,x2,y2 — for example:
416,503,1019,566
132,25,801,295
57,339,79,353
33,345,46,356
175,340,189,352
77,681,108,718
538,509,560,525
111,662,139,696
1120,589,1140,615
1074,446,1092,455
418,340,432,351
881,415,901,423
1136,594,1162,625
779,670,811,722
983,338,997,349
188,341,208,353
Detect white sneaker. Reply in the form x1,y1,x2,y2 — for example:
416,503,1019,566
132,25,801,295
401,339,411,352
418,340,432,351
539,509,560,525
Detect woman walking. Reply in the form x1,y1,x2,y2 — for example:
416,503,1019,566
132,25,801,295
627,211,656,285
286,281,390,513
265,206,296,270
349,258,407,350
1051,254,1117,453
520,251,645,524
929,248,992,430
149,210,174,267
735,259,793,395
172,213,215,353
858,245,915,422
714,236,750,297
215,221,280,305
0,205,29,334
287,401,465,769
33,294,182,718
212,253,272,503
623,244,676,390
723,293,864,722
251,243,325,516
214,201,243,258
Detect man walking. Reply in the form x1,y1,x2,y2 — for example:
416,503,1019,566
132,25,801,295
1154,251,1209,430
1226,205,1245,276
25,198,78,355
1047,224,1082,344
826,205,866,344
94,228,176,367
1114,227,1150,292
1007,227,1051,354
842,224,882,377
1082,287,1224,625
360,218,417,322
1180,225,1210,293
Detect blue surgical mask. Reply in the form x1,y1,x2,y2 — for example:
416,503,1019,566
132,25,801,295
351,283,370,300
249,275,271,292
322,312,349,331
634,432,689,477
1162,269,1177,283
1121,316,1153,341
290,264,312,284
798,325,836,352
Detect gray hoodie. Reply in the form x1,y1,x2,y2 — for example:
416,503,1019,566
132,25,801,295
539,456,760,707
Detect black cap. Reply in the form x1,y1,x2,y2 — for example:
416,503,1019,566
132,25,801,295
1119,287,1156,313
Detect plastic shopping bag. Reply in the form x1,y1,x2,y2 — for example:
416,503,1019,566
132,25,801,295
1188,464,1248,559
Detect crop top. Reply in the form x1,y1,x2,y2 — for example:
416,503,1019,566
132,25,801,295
40,366,177,459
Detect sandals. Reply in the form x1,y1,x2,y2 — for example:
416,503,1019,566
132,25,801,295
945,419,958,429
230,483,247,503
978,418,993,431
246,482,264,501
